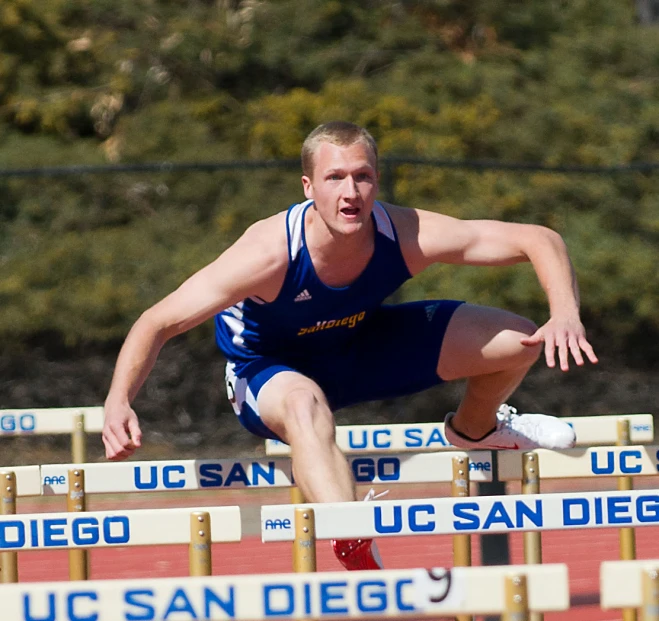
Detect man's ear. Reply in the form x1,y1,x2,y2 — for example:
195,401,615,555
301,175,314,199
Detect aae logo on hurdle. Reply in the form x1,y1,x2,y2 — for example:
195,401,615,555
262,489,659,541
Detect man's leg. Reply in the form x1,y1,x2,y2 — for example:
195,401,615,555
257,370,383,571
437,304,542,439
257,370,356,503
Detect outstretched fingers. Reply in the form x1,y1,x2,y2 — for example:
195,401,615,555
520,321,598,371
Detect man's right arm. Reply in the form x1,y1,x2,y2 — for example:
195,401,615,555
102,215,288,460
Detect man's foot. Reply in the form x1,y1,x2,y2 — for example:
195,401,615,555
332,538,384,570
445,404,576,450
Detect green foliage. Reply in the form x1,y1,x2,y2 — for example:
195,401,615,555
0,0,657,362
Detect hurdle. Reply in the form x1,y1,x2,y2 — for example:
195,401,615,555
264,413,655,455
34,451,493,494
0,563,570,620
0,504,241,583
498,438,659,618
261,488,659,545
601,560,659,619
0,407,104,463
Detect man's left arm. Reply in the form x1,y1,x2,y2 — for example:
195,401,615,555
393,207,598,371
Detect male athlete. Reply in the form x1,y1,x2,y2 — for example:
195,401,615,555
102,121,598,570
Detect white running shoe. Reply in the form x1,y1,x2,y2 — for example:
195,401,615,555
444,404,576,450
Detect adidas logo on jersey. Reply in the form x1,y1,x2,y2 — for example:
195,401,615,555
294,289,312,302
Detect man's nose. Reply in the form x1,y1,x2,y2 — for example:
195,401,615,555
342,175,359,197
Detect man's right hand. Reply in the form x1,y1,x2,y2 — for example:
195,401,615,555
102,401,143,461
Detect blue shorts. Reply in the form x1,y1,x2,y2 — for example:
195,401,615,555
224,300,464,440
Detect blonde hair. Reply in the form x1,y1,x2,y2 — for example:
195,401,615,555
301,121,378,178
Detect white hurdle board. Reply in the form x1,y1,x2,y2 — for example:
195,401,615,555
498,444,659,480
265,413,654,455
36,451,493,497
0,564,569,620
600,559,659,608
0,506,240,551
0,466,41,496
261,489,659,541
0,407,104,436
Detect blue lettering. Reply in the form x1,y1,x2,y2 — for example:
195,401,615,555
104,516,130,544
637,496,659,522
353,458,400,483
263,585,294,616
320,582,348,614
409,505,435,532
373,430,391,449
404,428,422,448
21,414,36,431
0,414,16,432
43,476,66,485
68,592,98,621
163,466,186,488
224,463,251,486
621,450,642,474
516,500,543,527
594,497,603,524
348,430,367,449
608,496,632,524
353,458,376,482
453,503,480,530
23,593,55,621
163,588,196,619
425,428,449,447
134,466,158,490
125,590,155,621
264,519,292,530
357,581,387,613
204,587,235,618
482,502,514,530
592,450,643,475
374,506,402,534
0,521,25,549
72,518,100,546
591,451,614,475
469,462,491,472
252,462,276,486
563,498,589,526
199,463,223,488
43,519,67,547
396,579,416,612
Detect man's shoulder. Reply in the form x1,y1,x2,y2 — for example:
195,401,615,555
236,211,289,263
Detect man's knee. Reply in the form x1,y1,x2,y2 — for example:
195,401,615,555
282,387,336,444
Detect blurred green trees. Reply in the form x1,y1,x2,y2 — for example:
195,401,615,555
1,0,657,362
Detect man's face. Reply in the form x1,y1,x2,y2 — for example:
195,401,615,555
301,141,379,235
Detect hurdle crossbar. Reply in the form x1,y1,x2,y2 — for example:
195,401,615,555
601,560,659,609
497,444,659,480
0,564,569,619
265,414,654,455
0,468,41,497
0,506,241,551
33,451,492,497
0,408,104,436
261,489,659,541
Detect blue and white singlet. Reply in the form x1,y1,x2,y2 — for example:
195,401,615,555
215,199,412,362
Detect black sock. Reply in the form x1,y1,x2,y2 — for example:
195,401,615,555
448,417,497,442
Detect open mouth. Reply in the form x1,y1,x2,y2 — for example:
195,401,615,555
340,206,360,218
